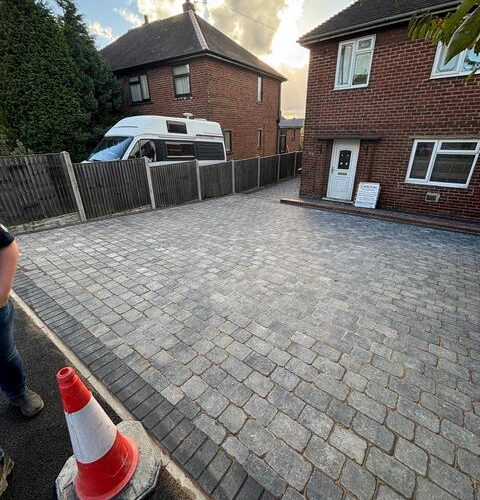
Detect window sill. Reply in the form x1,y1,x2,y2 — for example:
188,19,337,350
333,83,370,90
131,100,152,106
430,72,479,80
404,180,469,189
174,95,192,100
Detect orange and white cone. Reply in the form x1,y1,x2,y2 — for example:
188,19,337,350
56,367,139,500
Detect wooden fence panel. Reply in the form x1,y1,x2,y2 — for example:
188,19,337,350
260,155,278,187
234,158,258,192
200,162,233,199
150,161,198,208
279,152,296,179
73,159,150,219
0,153,75,226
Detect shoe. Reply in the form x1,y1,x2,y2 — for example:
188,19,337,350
10,388,44,417
0,456,14,496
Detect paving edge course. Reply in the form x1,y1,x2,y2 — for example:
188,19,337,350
13,270,273,500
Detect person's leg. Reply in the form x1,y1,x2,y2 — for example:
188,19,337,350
0,300,43,416
0,300,26,399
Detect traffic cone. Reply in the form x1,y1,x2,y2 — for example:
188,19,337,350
56,367,139,500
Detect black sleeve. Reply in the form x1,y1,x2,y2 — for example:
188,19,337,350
0,224,14,249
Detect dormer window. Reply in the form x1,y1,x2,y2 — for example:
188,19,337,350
431,43,480,78
335,35,375,90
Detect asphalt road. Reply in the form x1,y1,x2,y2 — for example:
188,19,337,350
0,304,192,500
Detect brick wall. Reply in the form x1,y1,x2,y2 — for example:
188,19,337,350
118,57,281,160
280,128,302,152
301,24,480,220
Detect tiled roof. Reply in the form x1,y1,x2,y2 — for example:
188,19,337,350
101,11,285,80
299,0,460,44
279,118,304,128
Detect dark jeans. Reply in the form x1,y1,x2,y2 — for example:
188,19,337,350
0,300,26,462
0,300,26,400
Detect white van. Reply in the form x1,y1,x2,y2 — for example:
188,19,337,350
87,115,226,165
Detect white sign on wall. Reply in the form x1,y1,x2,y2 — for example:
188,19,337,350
354,182,381,209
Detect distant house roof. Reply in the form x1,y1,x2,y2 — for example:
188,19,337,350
279,118,304,129
299,0,460,45
101,10,285,81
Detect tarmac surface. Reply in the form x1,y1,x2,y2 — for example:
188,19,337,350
0,304,192,500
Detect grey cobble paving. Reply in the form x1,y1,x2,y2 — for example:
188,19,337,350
15,179,480,499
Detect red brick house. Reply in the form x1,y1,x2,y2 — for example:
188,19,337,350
279,118,304,153
101,1,285,160
299,0,480,220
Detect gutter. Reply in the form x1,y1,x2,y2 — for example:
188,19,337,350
298,1,460,45
112,52,287,82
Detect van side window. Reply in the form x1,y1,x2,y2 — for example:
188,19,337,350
196,142,225,160
167,121,187,134
129,139,159,162
166,142,195,159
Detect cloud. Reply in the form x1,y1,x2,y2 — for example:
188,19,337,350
135,0,184,21
208,0,286,55
278,64,309,117
88,21,116,42
114,7,143,27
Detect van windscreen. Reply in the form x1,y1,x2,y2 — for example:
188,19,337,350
87,136,133,162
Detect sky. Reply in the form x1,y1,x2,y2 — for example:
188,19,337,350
46,0,354,118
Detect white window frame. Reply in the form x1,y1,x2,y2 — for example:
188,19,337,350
257,129,263,149
334,34,375,90
257,75,263,103
431,43,480,78
223,130,232,153
129,74,150,102
405,139,480,188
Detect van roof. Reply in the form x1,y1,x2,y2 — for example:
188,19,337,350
106,115,223,138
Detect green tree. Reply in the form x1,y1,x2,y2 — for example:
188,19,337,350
0,0,84,156
409,0,480,75
56,0,125,158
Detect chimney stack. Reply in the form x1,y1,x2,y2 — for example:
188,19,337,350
183,0,195,12
144,14,149,24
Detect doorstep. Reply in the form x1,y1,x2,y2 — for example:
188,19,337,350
280,198,480,235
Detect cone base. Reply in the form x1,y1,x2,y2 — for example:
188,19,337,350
56,421,160,500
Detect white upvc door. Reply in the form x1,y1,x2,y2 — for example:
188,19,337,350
326,140,360,201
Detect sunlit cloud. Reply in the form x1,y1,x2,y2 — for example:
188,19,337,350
88,21,116,42
114,7,143,27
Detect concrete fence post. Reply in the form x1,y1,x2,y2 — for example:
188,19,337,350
277,154,281,182
257,156,261,188
62,151,86,222
195,160,202,201
231,160,236,194
144,157,156,209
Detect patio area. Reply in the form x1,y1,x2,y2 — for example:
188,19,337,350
14,179,480,499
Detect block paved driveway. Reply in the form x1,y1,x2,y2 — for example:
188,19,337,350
16,179,480,499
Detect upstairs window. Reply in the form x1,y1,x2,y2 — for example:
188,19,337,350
172,64,191,97
257,76,263,102
335,35,375,89
129,75,150,102
223,131,232,153
431,43,480,78
405,139,480,188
